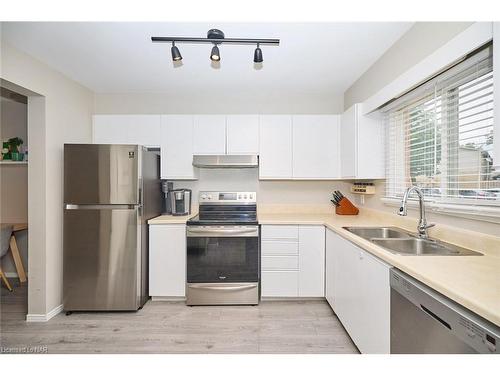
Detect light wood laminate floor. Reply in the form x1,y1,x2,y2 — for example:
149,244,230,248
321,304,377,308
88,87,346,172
1,282,358,354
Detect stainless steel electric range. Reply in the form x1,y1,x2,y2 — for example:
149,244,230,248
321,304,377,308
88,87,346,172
186,191,259,305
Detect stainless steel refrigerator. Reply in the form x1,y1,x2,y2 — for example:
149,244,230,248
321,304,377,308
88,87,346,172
63,144,161,311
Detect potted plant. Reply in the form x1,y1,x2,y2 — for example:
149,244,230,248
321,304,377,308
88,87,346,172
3,137,24,161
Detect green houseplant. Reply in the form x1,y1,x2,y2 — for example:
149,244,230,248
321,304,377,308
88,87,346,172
1,137,24,160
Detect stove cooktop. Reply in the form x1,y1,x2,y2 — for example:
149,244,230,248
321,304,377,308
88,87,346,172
188,191,258,226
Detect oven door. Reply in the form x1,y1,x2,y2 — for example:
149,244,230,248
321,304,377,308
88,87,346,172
186,225,260,283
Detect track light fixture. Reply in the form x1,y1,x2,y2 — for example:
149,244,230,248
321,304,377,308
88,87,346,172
253,43,263,63
171,42,182,62
152,29,279,66
210,45,221,62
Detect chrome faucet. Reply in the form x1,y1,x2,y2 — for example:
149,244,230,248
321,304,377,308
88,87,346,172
398,186,435,238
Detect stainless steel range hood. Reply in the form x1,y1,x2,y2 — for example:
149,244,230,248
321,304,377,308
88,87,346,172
192,155,258,169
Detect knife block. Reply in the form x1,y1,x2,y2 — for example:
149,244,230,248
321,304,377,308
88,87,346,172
335,197,359,215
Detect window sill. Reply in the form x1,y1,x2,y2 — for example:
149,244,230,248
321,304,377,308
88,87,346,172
381,197,500,224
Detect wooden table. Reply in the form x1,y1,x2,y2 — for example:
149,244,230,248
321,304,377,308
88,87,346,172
0,223,27,291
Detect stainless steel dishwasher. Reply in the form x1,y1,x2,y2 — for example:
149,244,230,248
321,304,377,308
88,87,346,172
390,269,499,354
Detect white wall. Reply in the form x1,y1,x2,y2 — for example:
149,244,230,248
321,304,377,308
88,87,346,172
171,169,353,211
1,38,94,315
344,22,474,109
94,90,343,114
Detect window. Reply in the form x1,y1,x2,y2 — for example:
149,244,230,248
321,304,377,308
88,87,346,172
383,44,499,206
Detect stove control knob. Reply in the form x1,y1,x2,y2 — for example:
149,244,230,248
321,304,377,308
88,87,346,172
201,194,207,200
249,194,253,199
244,194,248,199
238,195,242,199
207,195,212,200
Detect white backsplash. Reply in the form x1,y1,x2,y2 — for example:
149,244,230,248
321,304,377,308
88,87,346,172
170,168,353,208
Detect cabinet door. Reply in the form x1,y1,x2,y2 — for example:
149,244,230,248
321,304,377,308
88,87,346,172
341,104,385,179
193,115,226,155
259,115,293,179
292,115,340,179
93,115,132,144
356,105,385,179
332,234,362,345
226,115,259,154
298,226,325,297
340,105,357,178
128,115,161,147
149,224,186,297
325,229,337,308
93,115,161,147
357,250,391,353
330,230,391,354
160,115,198,180
261,271,299,297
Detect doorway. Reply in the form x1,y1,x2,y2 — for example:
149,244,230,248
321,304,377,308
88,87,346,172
0,87,29,311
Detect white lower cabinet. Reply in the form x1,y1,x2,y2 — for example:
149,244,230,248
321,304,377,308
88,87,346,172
325,228,391,354
261,225,324,298
298,226,325,297
262,271,299,297
149,224,186,298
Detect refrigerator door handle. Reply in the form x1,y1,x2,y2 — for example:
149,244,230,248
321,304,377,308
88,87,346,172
64,204,139,210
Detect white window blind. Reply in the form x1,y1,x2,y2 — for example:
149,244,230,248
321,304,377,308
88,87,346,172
382,44,499,206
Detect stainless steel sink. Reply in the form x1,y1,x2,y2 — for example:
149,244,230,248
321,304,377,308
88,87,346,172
343,226,412,240
371,238,481,256
343,226,483,256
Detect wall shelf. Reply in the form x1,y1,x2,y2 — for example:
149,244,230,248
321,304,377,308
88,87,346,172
0,160,28,165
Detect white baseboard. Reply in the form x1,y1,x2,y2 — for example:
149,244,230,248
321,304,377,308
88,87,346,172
151,296,186,302
26,304,63,322
261,297,326,301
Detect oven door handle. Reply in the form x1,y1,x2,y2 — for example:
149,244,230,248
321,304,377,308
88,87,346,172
188,284,257,291
187,227,259,237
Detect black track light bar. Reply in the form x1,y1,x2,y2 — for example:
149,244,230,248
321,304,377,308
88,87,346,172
152,36,280,46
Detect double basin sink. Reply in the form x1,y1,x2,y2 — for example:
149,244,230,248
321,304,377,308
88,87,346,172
343,227,482,256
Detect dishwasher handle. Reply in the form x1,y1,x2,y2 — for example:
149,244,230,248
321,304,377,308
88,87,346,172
420,304,451,330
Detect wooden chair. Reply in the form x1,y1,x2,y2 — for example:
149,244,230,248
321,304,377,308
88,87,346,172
0,266,12,291
0,223,27,291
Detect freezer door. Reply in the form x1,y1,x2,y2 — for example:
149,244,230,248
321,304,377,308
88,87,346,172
64,144,139,204
63,206,141,311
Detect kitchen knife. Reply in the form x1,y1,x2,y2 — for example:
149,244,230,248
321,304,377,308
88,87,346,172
330,199,339,207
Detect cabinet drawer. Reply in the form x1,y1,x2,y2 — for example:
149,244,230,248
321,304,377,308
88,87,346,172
261,225,298,240
262,255,299,270
261,271,298,297
261,240,299,255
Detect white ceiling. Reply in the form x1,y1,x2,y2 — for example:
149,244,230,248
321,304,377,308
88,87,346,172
1,22,413,95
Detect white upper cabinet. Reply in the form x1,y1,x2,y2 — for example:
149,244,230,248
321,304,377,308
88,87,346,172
193,115,226,155
292,115,340,179
340,104,385,179
226,115,259,154
259,115,293,179
92,115,161,147
160,115,198,180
